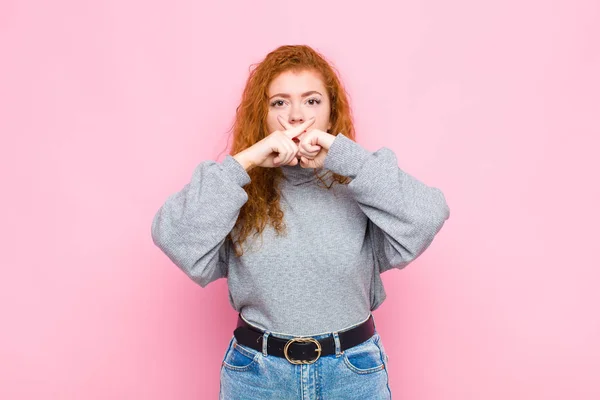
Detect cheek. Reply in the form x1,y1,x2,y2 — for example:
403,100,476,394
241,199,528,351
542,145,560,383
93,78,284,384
266,113,279,132
315,109,331,130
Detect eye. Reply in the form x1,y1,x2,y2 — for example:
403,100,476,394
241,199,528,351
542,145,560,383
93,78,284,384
270,100,286,107
307,97,321,106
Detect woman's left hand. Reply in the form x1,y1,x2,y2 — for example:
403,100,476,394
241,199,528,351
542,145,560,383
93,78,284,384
277,115,336,169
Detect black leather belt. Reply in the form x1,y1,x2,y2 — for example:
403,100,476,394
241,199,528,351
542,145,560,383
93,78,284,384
233,313,375,365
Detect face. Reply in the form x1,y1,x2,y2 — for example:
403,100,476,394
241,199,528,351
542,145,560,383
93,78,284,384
266,69,332,143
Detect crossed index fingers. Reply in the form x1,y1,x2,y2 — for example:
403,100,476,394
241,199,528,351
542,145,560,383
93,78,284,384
277,115,316,139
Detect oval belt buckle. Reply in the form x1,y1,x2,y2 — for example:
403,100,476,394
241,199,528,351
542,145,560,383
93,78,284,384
283,337,322,365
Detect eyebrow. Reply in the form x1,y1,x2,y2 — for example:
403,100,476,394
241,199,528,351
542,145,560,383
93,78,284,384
269,90,323,100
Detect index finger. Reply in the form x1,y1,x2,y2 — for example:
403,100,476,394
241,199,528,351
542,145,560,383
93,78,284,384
284,117,316,139
277,115,293,131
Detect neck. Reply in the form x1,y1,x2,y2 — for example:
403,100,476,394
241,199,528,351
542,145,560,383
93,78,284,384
280,163,323,185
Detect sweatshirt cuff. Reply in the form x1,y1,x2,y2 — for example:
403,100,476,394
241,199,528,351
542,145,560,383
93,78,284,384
221,154,251,187
323,133,371,179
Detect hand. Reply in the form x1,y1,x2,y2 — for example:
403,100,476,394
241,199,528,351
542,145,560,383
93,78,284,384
235,117,316,169
277,115,336,169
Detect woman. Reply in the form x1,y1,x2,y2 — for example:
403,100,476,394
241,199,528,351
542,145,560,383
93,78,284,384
151,44,450,399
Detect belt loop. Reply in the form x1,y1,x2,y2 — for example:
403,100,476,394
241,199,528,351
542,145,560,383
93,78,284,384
332,331,342,357
262,331,270,356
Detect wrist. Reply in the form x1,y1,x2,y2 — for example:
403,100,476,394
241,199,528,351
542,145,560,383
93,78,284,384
322,133,336,150
233,151,255,172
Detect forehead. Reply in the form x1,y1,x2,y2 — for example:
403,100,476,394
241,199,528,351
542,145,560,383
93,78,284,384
268,69,326,95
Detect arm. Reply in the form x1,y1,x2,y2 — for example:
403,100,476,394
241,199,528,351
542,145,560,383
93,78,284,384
323,134,450,272
151,155,251,287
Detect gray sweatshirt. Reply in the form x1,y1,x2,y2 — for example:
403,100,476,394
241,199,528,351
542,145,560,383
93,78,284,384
151,133,450,336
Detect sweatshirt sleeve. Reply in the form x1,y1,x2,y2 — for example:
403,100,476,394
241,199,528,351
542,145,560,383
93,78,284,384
323,133,450,272
151,154,251,287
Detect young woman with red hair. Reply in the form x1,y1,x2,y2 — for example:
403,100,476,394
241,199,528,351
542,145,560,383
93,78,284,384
151,44,450,399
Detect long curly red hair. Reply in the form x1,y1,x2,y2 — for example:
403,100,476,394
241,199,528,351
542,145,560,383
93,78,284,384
225,44,356,257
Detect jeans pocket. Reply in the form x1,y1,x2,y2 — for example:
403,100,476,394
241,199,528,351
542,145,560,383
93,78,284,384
222,336,260,372
342,333,386,374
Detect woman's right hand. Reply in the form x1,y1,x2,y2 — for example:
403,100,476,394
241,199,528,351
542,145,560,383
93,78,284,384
236,117,316,170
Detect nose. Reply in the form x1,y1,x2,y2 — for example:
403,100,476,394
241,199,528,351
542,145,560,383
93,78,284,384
288,104,304,126
290,116,304,125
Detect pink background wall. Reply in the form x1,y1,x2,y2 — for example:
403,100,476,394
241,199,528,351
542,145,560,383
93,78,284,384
2,0,599,398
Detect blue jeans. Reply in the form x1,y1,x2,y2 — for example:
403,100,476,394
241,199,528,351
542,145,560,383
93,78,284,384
219,315,392,399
